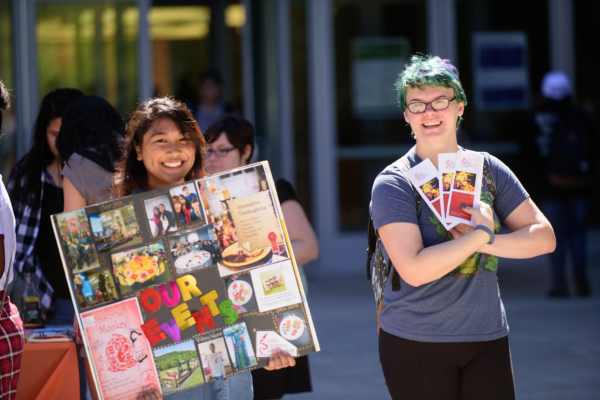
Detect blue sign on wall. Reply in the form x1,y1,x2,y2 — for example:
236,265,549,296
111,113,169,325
472,32,530,111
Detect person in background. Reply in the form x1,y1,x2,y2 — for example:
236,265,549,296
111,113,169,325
6,88,83,321
191,70,236,132
527,71,598,298
0,79,25,400
56,95,126,400
204,114,318,400
56,95,126,210
112,97,294,400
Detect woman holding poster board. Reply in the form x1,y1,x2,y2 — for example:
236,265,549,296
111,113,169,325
204,115,317,400
370,54,556,399
110,99,295,400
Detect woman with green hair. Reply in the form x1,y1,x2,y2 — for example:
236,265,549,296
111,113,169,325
370,54,556,399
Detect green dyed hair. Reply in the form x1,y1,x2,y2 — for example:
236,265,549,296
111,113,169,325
396,54,467,130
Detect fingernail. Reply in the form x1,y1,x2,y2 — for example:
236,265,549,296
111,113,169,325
460,204,466,209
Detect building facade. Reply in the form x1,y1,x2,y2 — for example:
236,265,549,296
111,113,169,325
0,0,597,276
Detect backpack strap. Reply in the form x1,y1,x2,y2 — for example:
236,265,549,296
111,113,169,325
366,218,377,280
482,157,496,203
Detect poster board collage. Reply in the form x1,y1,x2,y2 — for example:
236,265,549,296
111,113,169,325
52,162,320,400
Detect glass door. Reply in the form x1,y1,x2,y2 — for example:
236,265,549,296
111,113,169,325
33,1,142,116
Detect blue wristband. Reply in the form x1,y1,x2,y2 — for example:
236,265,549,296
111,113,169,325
475,225,495,245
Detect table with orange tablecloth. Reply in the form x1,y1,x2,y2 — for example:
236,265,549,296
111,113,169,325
16,342,80,400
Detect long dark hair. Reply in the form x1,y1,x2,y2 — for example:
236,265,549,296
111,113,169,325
56,95,125,173
113,97,207,198
10,88,83,207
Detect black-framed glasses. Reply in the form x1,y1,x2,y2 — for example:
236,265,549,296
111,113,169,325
206,147,237,157
407,97,456,114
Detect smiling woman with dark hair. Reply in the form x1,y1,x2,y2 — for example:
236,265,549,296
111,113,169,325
0,78,25,400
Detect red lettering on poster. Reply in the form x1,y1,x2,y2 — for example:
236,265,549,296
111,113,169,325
140,318,166,346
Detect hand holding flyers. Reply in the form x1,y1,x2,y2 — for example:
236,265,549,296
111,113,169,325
445,150,484,227
404,150,485,230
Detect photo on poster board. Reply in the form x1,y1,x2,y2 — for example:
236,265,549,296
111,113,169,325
80,298,160,400
226,274,257,315
169,184,206,225
167,225,223,275
197,164,289,277
73,267,119,310
223,323,258,371
51,161,320,397
154,339,204,393
111,242,172,295
419,177,440,202
55,210,100,272
197,337,234,381
250,261,302,313
143,195,178,237
276,308,312,347
90,204,142,253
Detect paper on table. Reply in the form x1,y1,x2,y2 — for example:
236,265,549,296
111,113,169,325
438,153,459,230
255,331,298,357
445,150,484,227
404,158,448,229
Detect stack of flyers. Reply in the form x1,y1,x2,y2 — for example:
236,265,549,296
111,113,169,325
404,158,445,224
444,150,484,227
438,154,459,230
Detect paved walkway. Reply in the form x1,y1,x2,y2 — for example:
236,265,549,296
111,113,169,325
288,234,600,399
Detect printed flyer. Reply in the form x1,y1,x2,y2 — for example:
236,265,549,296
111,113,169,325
52,162,320,399
445,150,484,227
438,153,459,229
405,158,447,227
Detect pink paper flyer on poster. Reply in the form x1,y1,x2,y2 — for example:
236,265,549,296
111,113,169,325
445,150,484,227
438,153,459,230
81,298,161,400
404,158,447,228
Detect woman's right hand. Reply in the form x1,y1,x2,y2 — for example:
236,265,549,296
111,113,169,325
461,202,494,232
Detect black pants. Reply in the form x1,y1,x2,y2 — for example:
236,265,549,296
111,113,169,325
379,329,515,400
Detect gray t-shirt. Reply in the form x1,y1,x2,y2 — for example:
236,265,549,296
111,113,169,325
370,146,529,342
61,153,113,205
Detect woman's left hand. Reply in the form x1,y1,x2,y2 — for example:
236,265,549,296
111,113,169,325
263,349,296,370
137,387,162,400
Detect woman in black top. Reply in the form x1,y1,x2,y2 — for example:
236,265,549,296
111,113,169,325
7,88,83,322
204,115,318,400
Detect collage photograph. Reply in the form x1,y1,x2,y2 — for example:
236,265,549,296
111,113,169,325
89,205,142,253
197,337,234,382
73,267,119,310
110,242,172,295
154,339,204,394
143,195,179,237
196,166,289,277
223,323,258,371
55,210,100,272
169,183,206,225
225,274,258,315
167,225,223,275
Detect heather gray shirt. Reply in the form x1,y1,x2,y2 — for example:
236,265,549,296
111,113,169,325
370,146,529,342
61,153,113,205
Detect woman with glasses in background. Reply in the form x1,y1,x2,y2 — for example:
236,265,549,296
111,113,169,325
370,54,556,399
204,115,318,400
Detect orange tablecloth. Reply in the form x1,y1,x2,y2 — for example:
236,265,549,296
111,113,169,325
16,342,79,400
